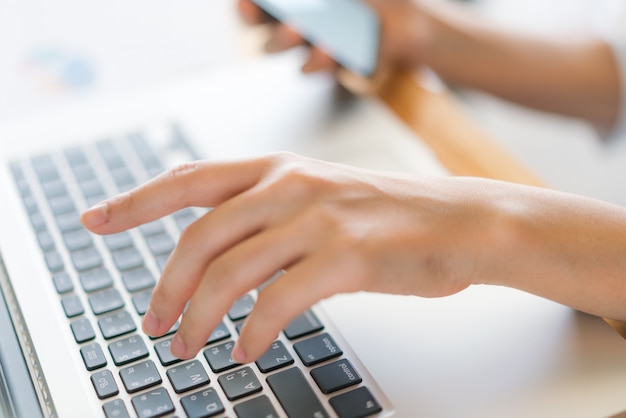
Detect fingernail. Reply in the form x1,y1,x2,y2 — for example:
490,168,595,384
231,342,247,364
171,334,187,359
142,309,160,336
81,201,109,228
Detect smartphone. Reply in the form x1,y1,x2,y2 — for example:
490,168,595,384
251,0,381,78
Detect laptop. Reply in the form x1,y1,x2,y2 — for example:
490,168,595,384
2,51,626,418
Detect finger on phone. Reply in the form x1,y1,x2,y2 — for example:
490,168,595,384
301,47,338,73
265,24,306,53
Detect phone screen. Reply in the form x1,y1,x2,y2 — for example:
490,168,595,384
251,0,380,77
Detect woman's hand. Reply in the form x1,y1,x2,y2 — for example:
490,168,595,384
81,153,496,363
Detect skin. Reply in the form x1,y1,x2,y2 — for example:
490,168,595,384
238,0,621,129
81,153,626,363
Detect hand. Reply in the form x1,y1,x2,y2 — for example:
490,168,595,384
237,0,428,90
81,153,497,363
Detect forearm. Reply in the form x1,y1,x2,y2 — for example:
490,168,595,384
415,2,621,128
475,180,626,321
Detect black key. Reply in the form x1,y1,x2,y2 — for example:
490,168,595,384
284,310,324,340
44,251,64,273
31,154,56,177
36,230,55,252
148,321,179,340
294,333,342,366
52,271,73,294
166,360,210,393
203,341,239,373
120,360,162,394
154,338,182,366
98,310,136,339
228,294,255,321
138,220,165,237
111,247,144,271
217,366,262,401
103,231,133,251
234,395,279,418
267,367,329,418
71,247,103,272
88,288,125,315
55,211,82,232
48,195,75,215
80,342,107,371
29,212,47,233
103,399,130,418
255,340,294,373
131,388,174,418
22,194,38,214
108,335,149,366
91,370,119,399
131,288,153,315
79,267,113,293
311,359,362,394
70,317,96,343
121,267,155,292
206,321,230,345
180,387,224,418
63,229,93,251
61,294,84,317
144,233,175,257
329,387,382,418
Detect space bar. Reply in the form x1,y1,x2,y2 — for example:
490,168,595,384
266,367,330,418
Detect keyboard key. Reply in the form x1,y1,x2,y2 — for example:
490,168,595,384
108,335,149,366
103,231,133,251
70,317,96,343
52,271,74,294
64,146,88,166
180,387,224,418
227,294,255,321
62,229,93,251
55,211,82,232
217,366,262,401
71,247,103,272
121,267,156,292
120,360,162,394
131,288,153,315
131,388,174,418
61,294,84,317
44,251,64,273
80,342,107,371
29,212,47,233
329,387,381,418
90,370,119,399
148,321,179,340
311,359,362,394
255,340,294,373
267,367,329,418
103,399,130,418
98,310,136,339
36,230,55,252
154,338,182,366
207,321,231,345
283,309,324,340
233,395,279,418
79,267,113,293
166,360,210,393
111,247,144,271
48,195,75,215
138,220,165,237
41,179,67,199
204,341,239,373
145,233,175,257
78,179,105,199
88,288,125,315
294,333,343,366
110,167,135,189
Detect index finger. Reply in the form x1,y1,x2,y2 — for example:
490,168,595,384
80,157,267,235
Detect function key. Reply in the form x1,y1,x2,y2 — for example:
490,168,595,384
52,271,74,294
37,231,55,252
70,317,96,343
44,251,64,273
61,294,84,318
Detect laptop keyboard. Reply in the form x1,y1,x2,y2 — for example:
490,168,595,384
8,126,386,418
